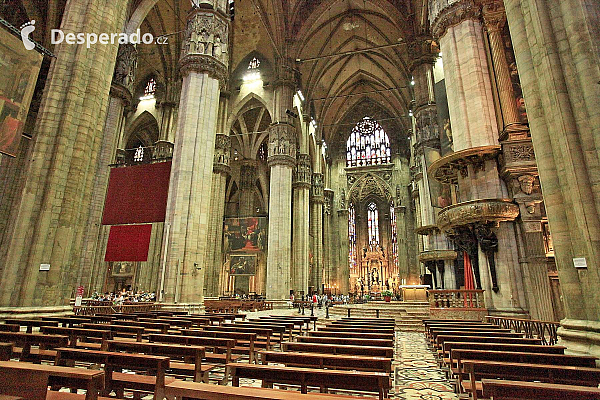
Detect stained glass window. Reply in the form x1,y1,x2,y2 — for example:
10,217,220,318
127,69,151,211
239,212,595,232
348,203,357,270
144,78,156,97
390,201,398,268
346,117,391,167
133,145,144,162
367,202,380,244
258,141,267,161
248,57,260,69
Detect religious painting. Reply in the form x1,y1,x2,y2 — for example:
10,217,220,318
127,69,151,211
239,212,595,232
111,262,135,277
223,217,267,253
229,255,256,275
0,28,42,157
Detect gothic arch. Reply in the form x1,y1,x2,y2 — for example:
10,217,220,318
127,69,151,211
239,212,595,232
122,110,159,150
347,172,393,204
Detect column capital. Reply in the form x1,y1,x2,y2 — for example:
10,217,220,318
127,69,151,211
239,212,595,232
267,122,297,167
293,153,312,188
408,36,440,72
430,0,481,39
109,82,133,107
311,172,324,202
482,0,506,32
112,43,137,93
273,56,297,89
179,7,230,88
324,189,334,215
213,133,231,175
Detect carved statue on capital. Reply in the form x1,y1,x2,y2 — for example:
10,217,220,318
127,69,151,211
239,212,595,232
113,43,137,92
213,133,231,174
430,0,482,39
293,153,312,186
339,188,346,210
324,190,334,215
311,173,324,200
408,35,439,71
267,123,297,166
180,9,229,86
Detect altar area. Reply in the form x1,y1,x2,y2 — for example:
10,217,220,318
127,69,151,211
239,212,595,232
350,243,403,295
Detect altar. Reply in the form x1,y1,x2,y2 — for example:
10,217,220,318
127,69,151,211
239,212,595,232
400,284,430,301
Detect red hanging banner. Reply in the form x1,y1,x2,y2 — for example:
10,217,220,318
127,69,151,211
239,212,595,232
104,224,153,262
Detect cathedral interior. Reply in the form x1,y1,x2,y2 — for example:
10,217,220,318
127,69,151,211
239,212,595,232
0,0,599,363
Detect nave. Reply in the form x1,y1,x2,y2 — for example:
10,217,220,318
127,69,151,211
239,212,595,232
1,306,599,399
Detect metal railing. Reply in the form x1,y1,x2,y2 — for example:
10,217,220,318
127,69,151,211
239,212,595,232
428,289,486,309
486,315,560,345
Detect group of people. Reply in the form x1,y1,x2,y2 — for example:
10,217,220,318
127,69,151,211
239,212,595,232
288,293,349,308
90,290,156,305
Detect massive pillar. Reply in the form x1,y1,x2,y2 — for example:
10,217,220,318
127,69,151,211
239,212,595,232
409,36,458,289
323,189,334,292
430,0,526,314
483,1,555,321
504,0,600,355
77,44,136,295
292,154,311,295
204,132,231,297
337,190,350,294
265,57,296,299
310,173,324,293
163,4,229,304
0,0,129,306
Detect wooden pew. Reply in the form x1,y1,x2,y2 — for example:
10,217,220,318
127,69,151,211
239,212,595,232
0,332,69,361
40,326,113,350
254,317,304,334
309,331,394,340
0,360,105,400
42,316,91,327
4,319,58,333
297,335,394,348
440,341,566,367
320,326,395,334
116,320,170,334
260,350,392,373
203,325,272,351
282,342,394,358
81,323,145,342
431,331,525,350
481,379,600,400
107,340,212,383
55,347,173,400
0,343,12,361
266,315,316,331
165,380,373,399
139,317,196,330
225,321,293,342
0,325,20,332
228,363,391,399
340,318,395,323
462,360,600,400
181,328,257,363
434,335,541,355
148,333,237,383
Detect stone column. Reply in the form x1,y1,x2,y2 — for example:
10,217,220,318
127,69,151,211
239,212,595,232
482,1,526,137
0,0,129,306
77,44,136,294
310,173,324,293
504,0,600,355
292,154,311,295
323,189,334,291
204,133,231,297
431,0,526,314
266,57,297,299
163,5,229,304
239,162,257,216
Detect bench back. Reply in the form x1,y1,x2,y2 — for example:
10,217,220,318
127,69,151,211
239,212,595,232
442,341,565,355
281,342,393,358
453,349,597,369
436,335,541,348
481,379,600,400
309,331,394,340
297,335,394,347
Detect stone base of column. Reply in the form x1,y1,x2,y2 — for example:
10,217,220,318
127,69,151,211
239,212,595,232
487,308,530,318
557,319,600,360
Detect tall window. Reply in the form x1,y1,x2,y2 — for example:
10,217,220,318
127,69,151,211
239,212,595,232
133,145,144,162
144,78,156,97
390,201,398,267
348,203,357,269
346,117,391,167
367,202,380,244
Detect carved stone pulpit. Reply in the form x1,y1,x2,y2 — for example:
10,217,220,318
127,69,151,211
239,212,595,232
360,244,388,290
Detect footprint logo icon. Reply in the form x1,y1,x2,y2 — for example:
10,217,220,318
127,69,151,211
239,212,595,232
20,20,36,51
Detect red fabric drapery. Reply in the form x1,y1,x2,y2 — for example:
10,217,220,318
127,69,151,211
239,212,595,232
104,224,152,262
464,252,475,307
102,161,171,225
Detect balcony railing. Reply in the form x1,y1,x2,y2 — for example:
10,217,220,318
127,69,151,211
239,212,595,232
114,140,174,167
428,289,486,309
485,315,560,345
